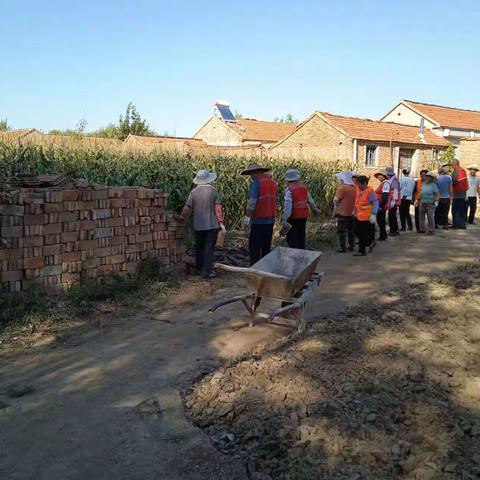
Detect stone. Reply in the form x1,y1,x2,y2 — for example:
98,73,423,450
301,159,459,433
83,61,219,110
218,403,234,417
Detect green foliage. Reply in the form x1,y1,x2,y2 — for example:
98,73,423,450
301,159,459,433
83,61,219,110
274,114,298,124
118,102,154,140
90,123,120,139
0,141,350,229
48,118,88,137
0,286,51,327
439,143,456,165
0,119,11,131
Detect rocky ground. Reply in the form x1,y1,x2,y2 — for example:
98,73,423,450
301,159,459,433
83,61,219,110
185,264,480,480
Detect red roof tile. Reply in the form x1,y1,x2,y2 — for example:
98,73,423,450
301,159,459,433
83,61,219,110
229,118,296,143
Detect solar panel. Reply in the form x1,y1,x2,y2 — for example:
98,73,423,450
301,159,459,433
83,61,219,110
216,104,236,122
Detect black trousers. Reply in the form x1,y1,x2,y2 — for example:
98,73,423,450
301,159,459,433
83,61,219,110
377,210,388,240
388,205,399,234
415,206,420,232
399,198,413,230
249,223,274,266
195,229,218,276
435,198,451,227
452,198,467,229
286,218,307,250
336,215,355,251
355,220,372,254
467,196,477,224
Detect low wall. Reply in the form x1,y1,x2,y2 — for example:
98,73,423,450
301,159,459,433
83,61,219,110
0,185,185,292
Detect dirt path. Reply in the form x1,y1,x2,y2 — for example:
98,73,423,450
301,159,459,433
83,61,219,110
1,227,479,480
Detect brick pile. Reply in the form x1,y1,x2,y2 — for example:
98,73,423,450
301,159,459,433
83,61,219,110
0,185,185,292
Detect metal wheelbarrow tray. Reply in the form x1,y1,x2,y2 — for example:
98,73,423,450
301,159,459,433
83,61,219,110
209,246,323,333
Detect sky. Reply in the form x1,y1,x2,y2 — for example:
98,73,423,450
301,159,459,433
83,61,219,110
1,0,480,136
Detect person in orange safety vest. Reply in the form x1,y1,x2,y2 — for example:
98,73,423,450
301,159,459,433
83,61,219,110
353,175,379,256
281,169,319,249
241,163,278,266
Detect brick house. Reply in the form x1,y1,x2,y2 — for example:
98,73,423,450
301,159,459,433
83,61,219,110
0,128,44,143
269,111,449,176
123,134,206,153
381,100,480,156
193,116,296,147
459,137,480,166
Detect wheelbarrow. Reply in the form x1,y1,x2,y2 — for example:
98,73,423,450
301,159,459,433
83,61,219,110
209,247,323,333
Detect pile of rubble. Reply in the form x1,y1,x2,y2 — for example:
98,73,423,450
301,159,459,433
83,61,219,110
185,265,480,479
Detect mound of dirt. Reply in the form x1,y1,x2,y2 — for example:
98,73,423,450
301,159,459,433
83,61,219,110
184,265,480,479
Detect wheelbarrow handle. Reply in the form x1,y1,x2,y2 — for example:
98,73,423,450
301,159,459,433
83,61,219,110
214,263,290,281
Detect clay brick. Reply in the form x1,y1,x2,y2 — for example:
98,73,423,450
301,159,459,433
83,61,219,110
24,236,44,247
62,232,78,242
43,244,61,256
59,211,79,223
0,204,24,216
63,190,79,201
125,225,140,235
45,203,64,213
95,227,113,239
1,226,23,237
78,240,97,251
62,273,80,284
1,270,23,282
24,257,45,269
43,223,62,235
110,198,125,208
107,254,125,265
140,216,152,225
137,233,153,243
106,217,124,227
92,189,108,200
93,209,111,220
78,201,95,210
122,189,137,199
62,251,82,262
79,220,96,230
108,236,126,246
95,246,113,257
126,244,141,253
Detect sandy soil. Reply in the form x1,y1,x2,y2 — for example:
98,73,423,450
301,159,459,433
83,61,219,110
1,226,479,480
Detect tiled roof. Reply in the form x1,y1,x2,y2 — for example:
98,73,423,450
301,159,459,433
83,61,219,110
125,135,206,146
320,112,449,147
403,100,480,131
0,128,42,139
228,118,296,143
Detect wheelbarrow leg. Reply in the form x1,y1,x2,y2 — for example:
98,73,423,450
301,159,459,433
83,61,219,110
297,305,306,334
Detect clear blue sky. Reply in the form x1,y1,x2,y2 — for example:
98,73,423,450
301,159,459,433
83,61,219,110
1,0,479,136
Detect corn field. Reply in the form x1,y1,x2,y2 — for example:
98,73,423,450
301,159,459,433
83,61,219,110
0,142,351,229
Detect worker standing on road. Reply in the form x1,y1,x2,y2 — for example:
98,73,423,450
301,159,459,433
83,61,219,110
399,168,415,231
466,164,480,225
374,170,392,241
281,169,319,250
241,163,278,265
386,167,401,236
353,175,378,256
416,171,439,235
435,163,453,229
182,169,225,279
413,169,428,232
333,171,356,253
451,159,469,229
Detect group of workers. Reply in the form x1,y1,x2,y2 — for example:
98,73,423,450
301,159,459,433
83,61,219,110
182,159,479,277
333,158,479,256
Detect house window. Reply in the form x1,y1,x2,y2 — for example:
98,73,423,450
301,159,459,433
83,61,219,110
365,145,378,167
433,149,440,163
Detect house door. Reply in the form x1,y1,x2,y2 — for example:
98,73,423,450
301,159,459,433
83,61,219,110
399,148,415,174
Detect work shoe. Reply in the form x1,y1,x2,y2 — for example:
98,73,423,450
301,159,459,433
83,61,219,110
336,248,346,253
353,252,367,257
368,241,377,253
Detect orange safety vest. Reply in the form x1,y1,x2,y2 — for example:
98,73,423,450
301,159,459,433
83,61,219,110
252,176,278,218
288,182,309,219
375,180,392,210
452,167,468,193
355,186,374,221
414,178,423,202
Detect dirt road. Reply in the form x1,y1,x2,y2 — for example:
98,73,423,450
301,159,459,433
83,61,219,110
1,227,479,480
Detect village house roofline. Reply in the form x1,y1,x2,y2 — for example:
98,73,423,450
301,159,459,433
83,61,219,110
124,134,206,144
271,111,449,149
382,99,480,131
193,115,296,143
0,128,43,138
192,116,243,142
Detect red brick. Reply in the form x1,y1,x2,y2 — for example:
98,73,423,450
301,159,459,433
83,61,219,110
43,244,61,256
2,226,23,237
106,217,123,227
137,233,153,242
45,203,64,213
23,257,45,269
0,249,22,260
79,220,96,230
44,223,62,235
78,240,97,251
110,198,126,208
24,214,47,225
63,190,79,201
122,189,137,199
92,190,108,200
62,251,82,262
59,212,79,223
78,201,95,210
125,225,140,235
62,232,78,242
24,236,44,247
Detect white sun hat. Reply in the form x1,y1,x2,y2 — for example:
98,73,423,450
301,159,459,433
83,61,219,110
193,169,217,185
335,171,354,185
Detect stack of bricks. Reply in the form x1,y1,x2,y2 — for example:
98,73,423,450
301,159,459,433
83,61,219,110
0,186,185,292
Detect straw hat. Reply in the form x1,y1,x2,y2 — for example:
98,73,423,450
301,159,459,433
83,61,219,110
193,169,217,185
467,164,480,171
240,163,271,175
285,169,301,182
425,171,436,178
374,169,389,179
385,166,395,176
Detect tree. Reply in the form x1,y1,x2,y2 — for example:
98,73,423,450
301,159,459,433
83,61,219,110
273,114,298,124
438,143,456,166
118,102,154,140
90,123,120,139
234,111,243,119
0,118,11,131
